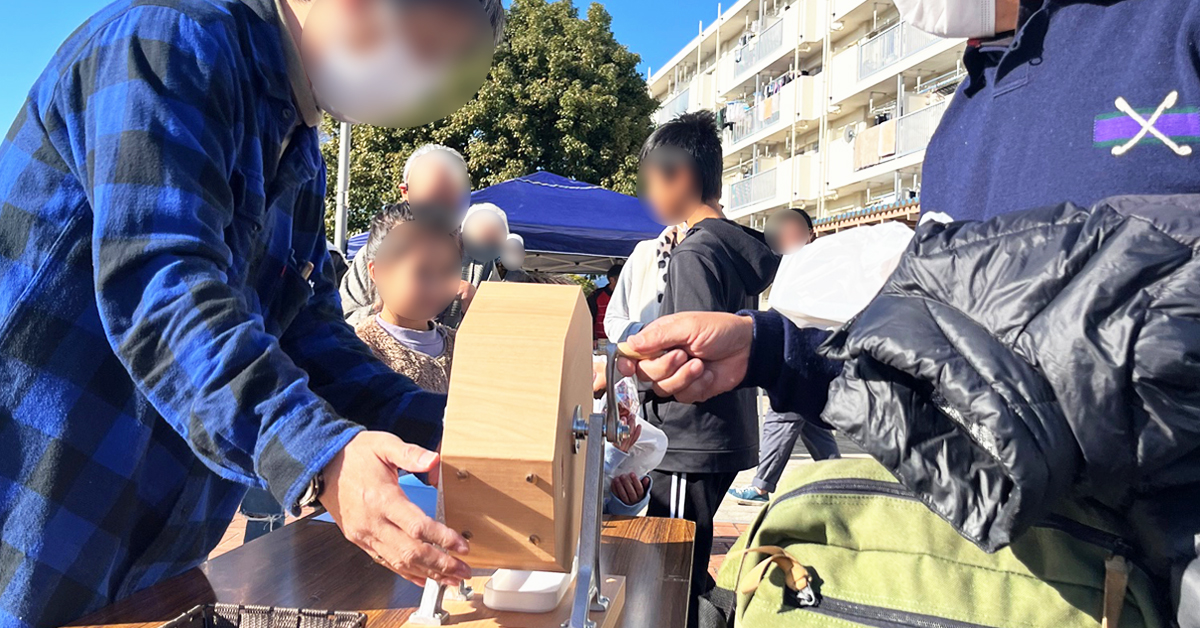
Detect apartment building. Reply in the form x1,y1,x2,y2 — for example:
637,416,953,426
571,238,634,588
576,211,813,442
646,0,967,234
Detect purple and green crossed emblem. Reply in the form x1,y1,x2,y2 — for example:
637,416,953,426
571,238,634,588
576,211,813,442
1094,91,1196,156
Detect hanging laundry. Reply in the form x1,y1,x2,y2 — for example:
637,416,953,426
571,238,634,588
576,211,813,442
724,100,749,124
763,71,795,97
877,118,897,159
762,94,776,120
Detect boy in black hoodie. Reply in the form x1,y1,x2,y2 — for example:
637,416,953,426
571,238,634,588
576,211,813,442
638,111,779,624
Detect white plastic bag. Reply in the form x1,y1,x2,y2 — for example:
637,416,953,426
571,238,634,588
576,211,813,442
592,355,668,479
768,221,915,329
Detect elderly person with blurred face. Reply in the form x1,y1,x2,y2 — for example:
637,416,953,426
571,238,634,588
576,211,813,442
342,143,476,326
0,0,505,624
499,233,529,282
460,202,509,265
428,201,510,327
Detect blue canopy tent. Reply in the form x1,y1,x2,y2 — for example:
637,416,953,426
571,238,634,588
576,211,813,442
346,231,370,259
347,172,663,274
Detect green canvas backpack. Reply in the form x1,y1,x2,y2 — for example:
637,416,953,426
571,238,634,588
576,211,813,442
704,459,1165,628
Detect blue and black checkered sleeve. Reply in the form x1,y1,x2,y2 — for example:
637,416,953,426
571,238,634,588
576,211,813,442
78,9,363,510
279,218,446,458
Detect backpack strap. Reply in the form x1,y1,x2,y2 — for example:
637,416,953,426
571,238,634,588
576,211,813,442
726,546,817,605
1102,554,1130,628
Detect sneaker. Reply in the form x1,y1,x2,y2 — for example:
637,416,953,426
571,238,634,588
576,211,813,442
727,486,769,505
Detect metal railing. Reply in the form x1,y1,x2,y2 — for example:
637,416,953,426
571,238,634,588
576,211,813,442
858,22,941,80
729,96,783,144
730,167,778,210
655,88,690,126
895,100,949,157
732,18,786,80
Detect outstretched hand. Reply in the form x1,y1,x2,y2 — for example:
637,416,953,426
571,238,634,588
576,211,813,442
319,432,471,587
617,312,754,404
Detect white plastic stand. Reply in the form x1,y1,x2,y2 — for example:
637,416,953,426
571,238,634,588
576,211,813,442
483,569,575,613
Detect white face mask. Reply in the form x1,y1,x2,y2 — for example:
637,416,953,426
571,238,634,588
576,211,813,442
310,28,446,126
893,0,997,39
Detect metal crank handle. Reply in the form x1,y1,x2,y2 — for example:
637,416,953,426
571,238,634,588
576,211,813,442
603,344,632,447
613,341,664,361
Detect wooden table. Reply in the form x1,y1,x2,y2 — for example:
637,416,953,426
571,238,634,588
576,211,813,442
72,516,695,628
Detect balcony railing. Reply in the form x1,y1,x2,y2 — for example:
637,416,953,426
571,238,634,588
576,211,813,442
729,97,783,144
858,22,941,80
732,18,786,80
730,167,778,211
655,88,690,126
896,100,949,157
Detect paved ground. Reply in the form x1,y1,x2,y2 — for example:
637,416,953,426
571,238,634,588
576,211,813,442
714,431,865,525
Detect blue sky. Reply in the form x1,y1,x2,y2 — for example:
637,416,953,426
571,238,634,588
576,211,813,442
0,0,715,127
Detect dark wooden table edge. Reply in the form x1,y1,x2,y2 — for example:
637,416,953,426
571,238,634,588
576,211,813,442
70,515,696,628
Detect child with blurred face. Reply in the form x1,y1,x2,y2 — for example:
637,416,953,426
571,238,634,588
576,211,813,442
635,111,781,628
639,146,719,228
357,202,463,393
638,112,725,229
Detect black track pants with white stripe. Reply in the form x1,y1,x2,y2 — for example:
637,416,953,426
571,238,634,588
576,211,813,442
647,470,738,628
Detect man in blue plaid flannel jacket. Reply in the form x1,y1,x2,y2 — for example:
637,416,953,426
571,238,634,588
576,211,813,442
0,0,504,625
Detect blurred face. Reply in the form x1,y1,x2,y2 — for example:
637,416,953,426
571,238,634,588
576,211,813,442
774,220,813,255
370,225,462,323
402,153,471,220
462,209,507,262
639,163,696,226
500,237,526,270
300,0,496,127
765,210,815,255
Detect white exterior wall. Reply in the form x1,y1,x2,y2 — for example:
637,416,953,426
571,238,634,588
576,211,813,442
647,0,968,228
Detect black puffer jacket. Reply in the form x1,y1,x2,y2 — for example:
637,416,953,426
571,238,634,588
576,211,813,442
820,196,1200,620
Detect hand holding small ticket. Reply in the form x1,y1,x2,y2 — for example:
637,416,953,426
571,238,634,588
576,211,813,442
616,312,755,404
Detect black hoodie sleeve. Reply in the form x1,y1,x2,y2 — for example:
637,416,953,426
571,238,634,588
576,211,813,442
661,249,725,314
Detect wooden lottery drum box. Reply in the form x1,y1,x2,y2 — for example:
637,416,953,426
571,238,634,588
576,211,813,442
441,282,591,572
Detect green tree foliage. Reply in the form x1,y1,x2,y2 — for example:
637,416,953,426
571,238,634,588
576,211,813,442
566,273,597,296
322,0,658,235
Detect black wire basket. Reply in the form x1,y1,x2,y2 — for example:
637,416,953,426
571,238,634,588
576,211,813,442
159,604,366,628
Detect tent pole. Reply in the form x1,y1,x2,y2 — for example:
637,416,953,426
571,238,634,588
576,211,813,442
334,121,352,253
